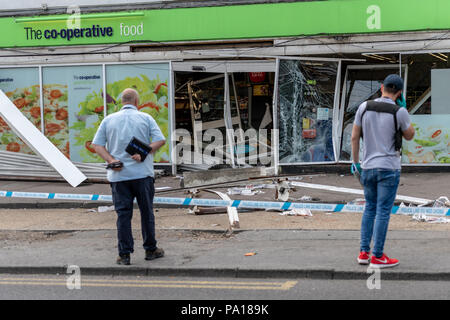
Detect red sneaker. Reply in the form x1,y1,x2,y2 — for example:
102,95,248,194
370,253,399,269
357,251,370,265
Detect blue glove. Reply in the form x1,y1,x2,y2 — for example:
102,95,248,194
351,163,361,176
396,93,406,108
351,163,363,186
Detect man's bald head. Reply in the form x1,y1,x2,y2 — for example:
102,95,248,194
121,88,139,106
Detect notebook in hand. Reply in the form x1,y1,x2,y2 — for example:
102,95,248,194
125,137,152,161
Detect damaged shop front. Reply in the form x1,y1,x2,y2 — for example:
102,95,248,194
172,60,277,171
0,0,449,181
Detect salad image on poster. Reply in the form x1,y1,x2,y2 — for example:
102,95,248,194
70,89,105,162
402,115,450,164
0,68,41,155
43,84,69,158
278,60,337,163
43,66,105,162
64,65,105,163
105,63,170,163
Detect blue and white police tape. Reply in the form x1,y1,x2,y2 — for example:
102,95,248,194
0,190,449,216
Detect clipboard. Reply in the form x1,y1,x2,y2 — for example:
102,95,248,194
125,137,152,161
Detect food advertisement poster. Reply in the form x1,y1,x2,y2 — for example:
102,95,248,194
106,63,170,163
43,66,104,162
402,115,450,164
0,67,40,155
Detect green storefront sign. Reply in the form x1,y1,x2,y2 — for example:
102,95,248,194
2,0,450,48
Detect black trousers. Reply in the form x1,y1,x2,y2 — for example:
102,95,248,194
110,176,156,256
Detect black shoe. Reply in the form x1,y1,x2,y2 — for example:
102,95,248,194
116,254,131,265
145,248,164,261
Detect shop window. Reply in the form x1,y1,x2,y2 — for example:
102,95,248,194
229,72,274,166
339,66,406,162
278,60,338,163
106,63,170,163
0,67,40,155
174,70,275,167
42,65,103,162
174,72,230,165
401,53,450,164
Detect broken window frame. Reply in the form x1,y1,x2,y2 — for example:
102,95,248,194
337,63,408,163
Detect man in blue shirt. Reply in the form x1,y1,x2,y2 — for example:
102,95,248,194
92,88,166,265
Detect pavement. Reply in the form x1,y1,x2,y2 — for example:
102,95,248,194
0,229,449,281
0,172,449,281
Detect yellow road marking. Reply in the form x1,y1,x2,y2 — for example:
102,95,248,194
0,277,298,291
0,277,287,286
280,281,298,290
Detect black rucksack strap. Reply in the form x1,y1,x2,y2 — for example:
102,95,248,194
366,100,400,115
360,100,402,152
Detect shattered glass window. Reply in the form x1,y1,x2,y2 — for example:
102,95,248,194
278,60,338,163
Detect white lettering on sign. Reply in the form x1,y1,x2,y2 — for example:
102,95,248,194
366,5,381,30
120,22,144,37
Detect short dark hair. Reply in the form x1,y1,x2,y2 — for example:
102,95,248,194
384,85,401,95
121,89,139,104
383,74,403,95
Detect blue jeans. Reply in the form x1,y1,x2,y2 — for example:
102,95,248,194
110,176,157,256
360,169,400,258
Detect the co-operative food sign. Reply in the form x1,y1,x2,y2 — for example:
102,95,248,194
3,0,450,48
24,23,143,41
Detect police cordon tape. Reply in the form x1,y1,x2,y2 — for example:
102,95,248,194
0,190,449,216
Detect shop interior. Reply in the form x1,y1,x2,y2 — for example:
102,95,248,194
174,69,275,168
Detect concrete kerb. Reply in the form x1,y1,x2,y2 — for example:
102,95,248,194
0,266,449,281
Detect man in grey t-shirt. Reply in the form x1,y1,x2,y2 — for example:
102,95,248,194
351,74,415,269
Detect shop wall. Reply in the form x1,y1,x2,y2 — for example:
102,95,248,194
105,63,170,163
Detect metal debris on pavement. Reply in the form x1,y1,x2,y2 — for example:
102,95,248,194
412,212,450,224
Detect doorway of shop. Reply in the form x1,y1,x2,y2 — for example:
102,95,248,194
338,64,407,162
172,61,276,170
